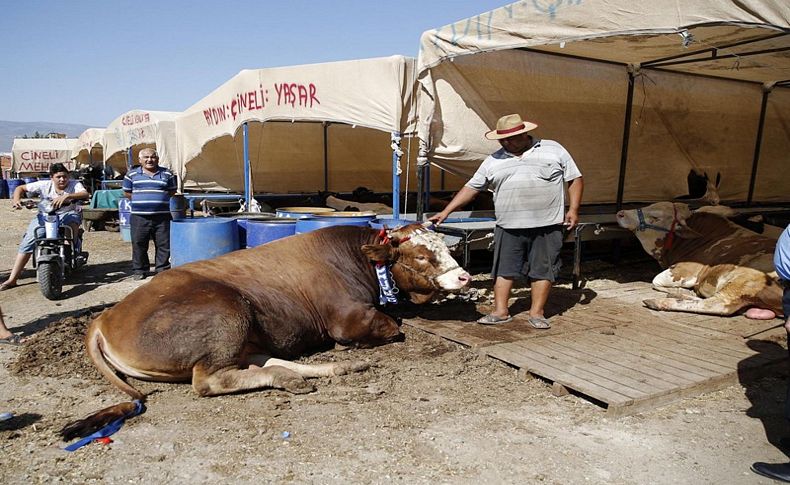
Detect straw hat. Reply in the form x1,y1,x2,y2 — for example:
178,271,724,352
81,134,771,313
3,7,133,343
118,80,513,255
485,114,538,140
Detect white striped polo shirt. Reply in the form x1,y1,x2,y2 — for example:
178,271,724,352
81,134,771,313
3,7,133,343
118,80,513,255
467,138,582,229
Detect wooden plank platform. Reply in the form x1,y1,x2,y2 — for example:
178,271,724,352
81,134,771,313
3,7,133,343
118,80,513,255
405,283,787,417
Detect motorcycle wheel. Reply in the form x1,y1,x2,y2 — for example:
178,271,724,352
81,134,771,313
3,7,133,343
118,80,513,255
38,261,63,300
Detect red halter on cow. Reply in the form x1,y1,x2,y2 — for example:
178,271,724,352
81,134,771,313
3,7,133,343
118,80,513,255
617,202,783,319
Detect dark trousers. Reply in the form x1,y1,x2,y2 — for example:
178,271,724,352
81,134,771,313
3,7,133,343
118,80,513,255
130,213,171,274
783,283,790,422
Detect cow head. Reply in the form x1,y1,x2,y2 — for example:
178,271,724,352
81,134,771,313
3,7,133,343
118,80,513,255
361,222,471,304
616,202,701,262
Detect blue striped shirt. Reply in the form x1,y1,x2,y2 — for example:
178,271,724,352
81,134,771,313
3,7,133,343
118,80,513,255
122,166,177,215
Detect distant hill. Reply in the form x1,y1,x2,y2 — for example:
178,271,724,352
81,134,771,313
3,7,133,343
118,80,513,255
0,120,92,153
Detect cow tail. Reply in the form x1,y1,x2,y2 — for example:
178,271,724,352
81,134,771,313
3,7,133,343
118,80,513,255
60,322,147,442
86,320,145,401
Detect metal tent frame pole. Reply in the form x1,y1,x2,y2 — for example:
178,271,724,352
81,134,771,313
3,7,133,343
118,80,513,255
746,84,773,206
323,122,329,192
392,132,401,220
616,67,637,211
126,147,133,171
243,122,251,210
416,165,425,221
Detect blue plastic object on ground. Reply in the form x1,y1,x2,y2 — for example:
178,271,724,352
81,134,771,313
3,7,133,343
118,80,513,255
170,218,240,267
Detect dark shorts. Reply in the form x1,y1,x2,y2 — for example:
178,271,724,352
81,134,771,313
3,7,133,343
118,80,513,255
491,225,564,282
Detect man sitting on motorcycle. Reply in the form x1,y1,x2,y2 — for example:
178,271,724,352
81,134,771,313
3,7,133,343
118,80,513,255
1,163,90,291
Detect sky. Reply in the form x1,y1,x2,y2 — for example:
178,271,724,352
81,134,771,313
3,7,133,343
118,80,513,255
1,0,510,127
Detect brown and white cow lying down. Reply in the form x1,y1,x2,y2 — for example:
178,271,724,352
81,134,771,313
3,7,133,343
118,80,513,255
61,222,470,440
616,202,783,319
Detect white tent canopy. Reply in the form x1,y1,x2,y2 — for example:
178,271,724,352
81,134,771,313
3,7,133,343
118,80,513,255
417,0,790,205
71,128,105,168
103,110,180,178
11,138,78,174
175,55,417,194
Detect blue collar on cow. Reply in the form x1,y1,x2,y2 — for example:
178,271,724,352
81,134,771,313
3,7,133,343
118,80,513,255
376,263,399,305
375,228,401,305
636,205,678,249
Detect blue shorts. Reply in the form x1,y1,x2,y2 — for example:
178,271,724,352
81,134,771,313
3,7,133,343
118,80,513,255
18,212,82,254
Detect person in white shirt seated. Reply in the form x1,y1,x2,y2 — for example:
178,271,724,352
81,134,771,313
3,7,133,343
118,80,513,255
0,163,89,291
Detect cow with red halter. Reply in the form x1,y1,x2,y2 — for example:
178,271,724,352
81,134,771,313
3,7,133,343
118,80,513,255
61,222,470,440
616,202,783,319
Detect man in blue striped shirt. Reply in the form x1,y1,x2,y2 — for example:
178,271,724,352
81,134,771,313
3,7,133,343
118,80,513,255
122,148,177,280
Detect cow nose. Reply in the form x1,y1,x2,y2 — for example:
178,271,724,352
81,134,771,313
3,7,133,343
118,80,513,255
616,210,624,218
458,272,471,286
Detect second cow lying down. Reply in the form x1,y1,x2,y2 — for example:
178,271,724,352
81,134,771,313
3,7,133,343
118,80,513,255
62,223,470,439
617,202,783,319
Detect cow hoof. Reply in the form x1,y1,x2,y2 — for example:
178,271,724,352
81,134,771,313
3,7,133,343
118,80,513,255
282,377,316,395
333,360,370,376
643,299,665,311
744,308,777,320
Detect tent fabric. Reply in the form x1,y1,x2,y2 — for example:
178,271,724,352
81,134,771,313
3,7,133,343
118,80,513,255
418,0,789,73
103,110,180,178
71,128,105,168
11,138,78,173
175,56,418,193
416,0,790,204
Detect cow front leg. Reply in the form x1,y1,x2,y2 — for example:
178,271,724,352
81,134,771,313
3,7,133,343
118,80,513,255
192,364,315,397
643,295,745,316
651,265,704,299
245,354,370,378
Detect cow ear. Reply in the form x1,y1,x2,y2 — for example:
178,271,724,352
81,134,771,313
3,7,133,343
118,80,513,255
361,244,398,262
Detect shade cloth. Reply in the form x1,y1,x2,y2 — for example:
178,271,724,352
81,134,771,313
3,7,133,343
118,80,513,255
416,0,790,204
175,56,418,193
71,128,105,168
103,110,180,179
11,138,78,173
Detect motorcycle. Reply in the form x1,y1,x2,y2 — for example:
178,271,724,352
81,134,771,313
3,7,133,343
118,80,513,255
25,199,89,300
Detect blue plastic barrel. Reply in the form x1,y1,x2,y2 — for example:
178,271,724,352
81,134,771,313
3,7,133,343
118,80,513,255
216,213,278,247
295,217,372,234
275,207,335,219
170,218,240,267
118,199,132,226
7,179,24,198
246,219,297,247
169,194,187,221
0,179,7,199
23,177,38,185
369,218,416,230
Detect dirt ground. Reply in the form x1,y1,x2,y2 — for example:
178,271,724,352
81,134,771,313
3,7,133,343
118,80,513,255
0,198,788,484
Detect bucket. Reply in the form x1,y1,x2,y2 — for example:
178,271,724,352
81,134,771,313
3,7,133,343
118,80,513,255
118,199,131,226
170,218,240,267
120,224,131,242
246,219,297,247
7,179,23,199
216,212,277,247
0,179,7,199
275,207,335,219
169,194,187,221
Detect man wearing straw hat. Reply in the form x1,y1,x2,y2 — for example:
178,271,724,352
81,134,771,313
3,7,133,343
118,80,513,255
430,114,583,329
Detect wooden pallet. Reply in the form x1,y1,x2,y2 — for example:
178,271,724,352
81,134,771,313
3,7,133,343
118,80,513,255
405,294,787,416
